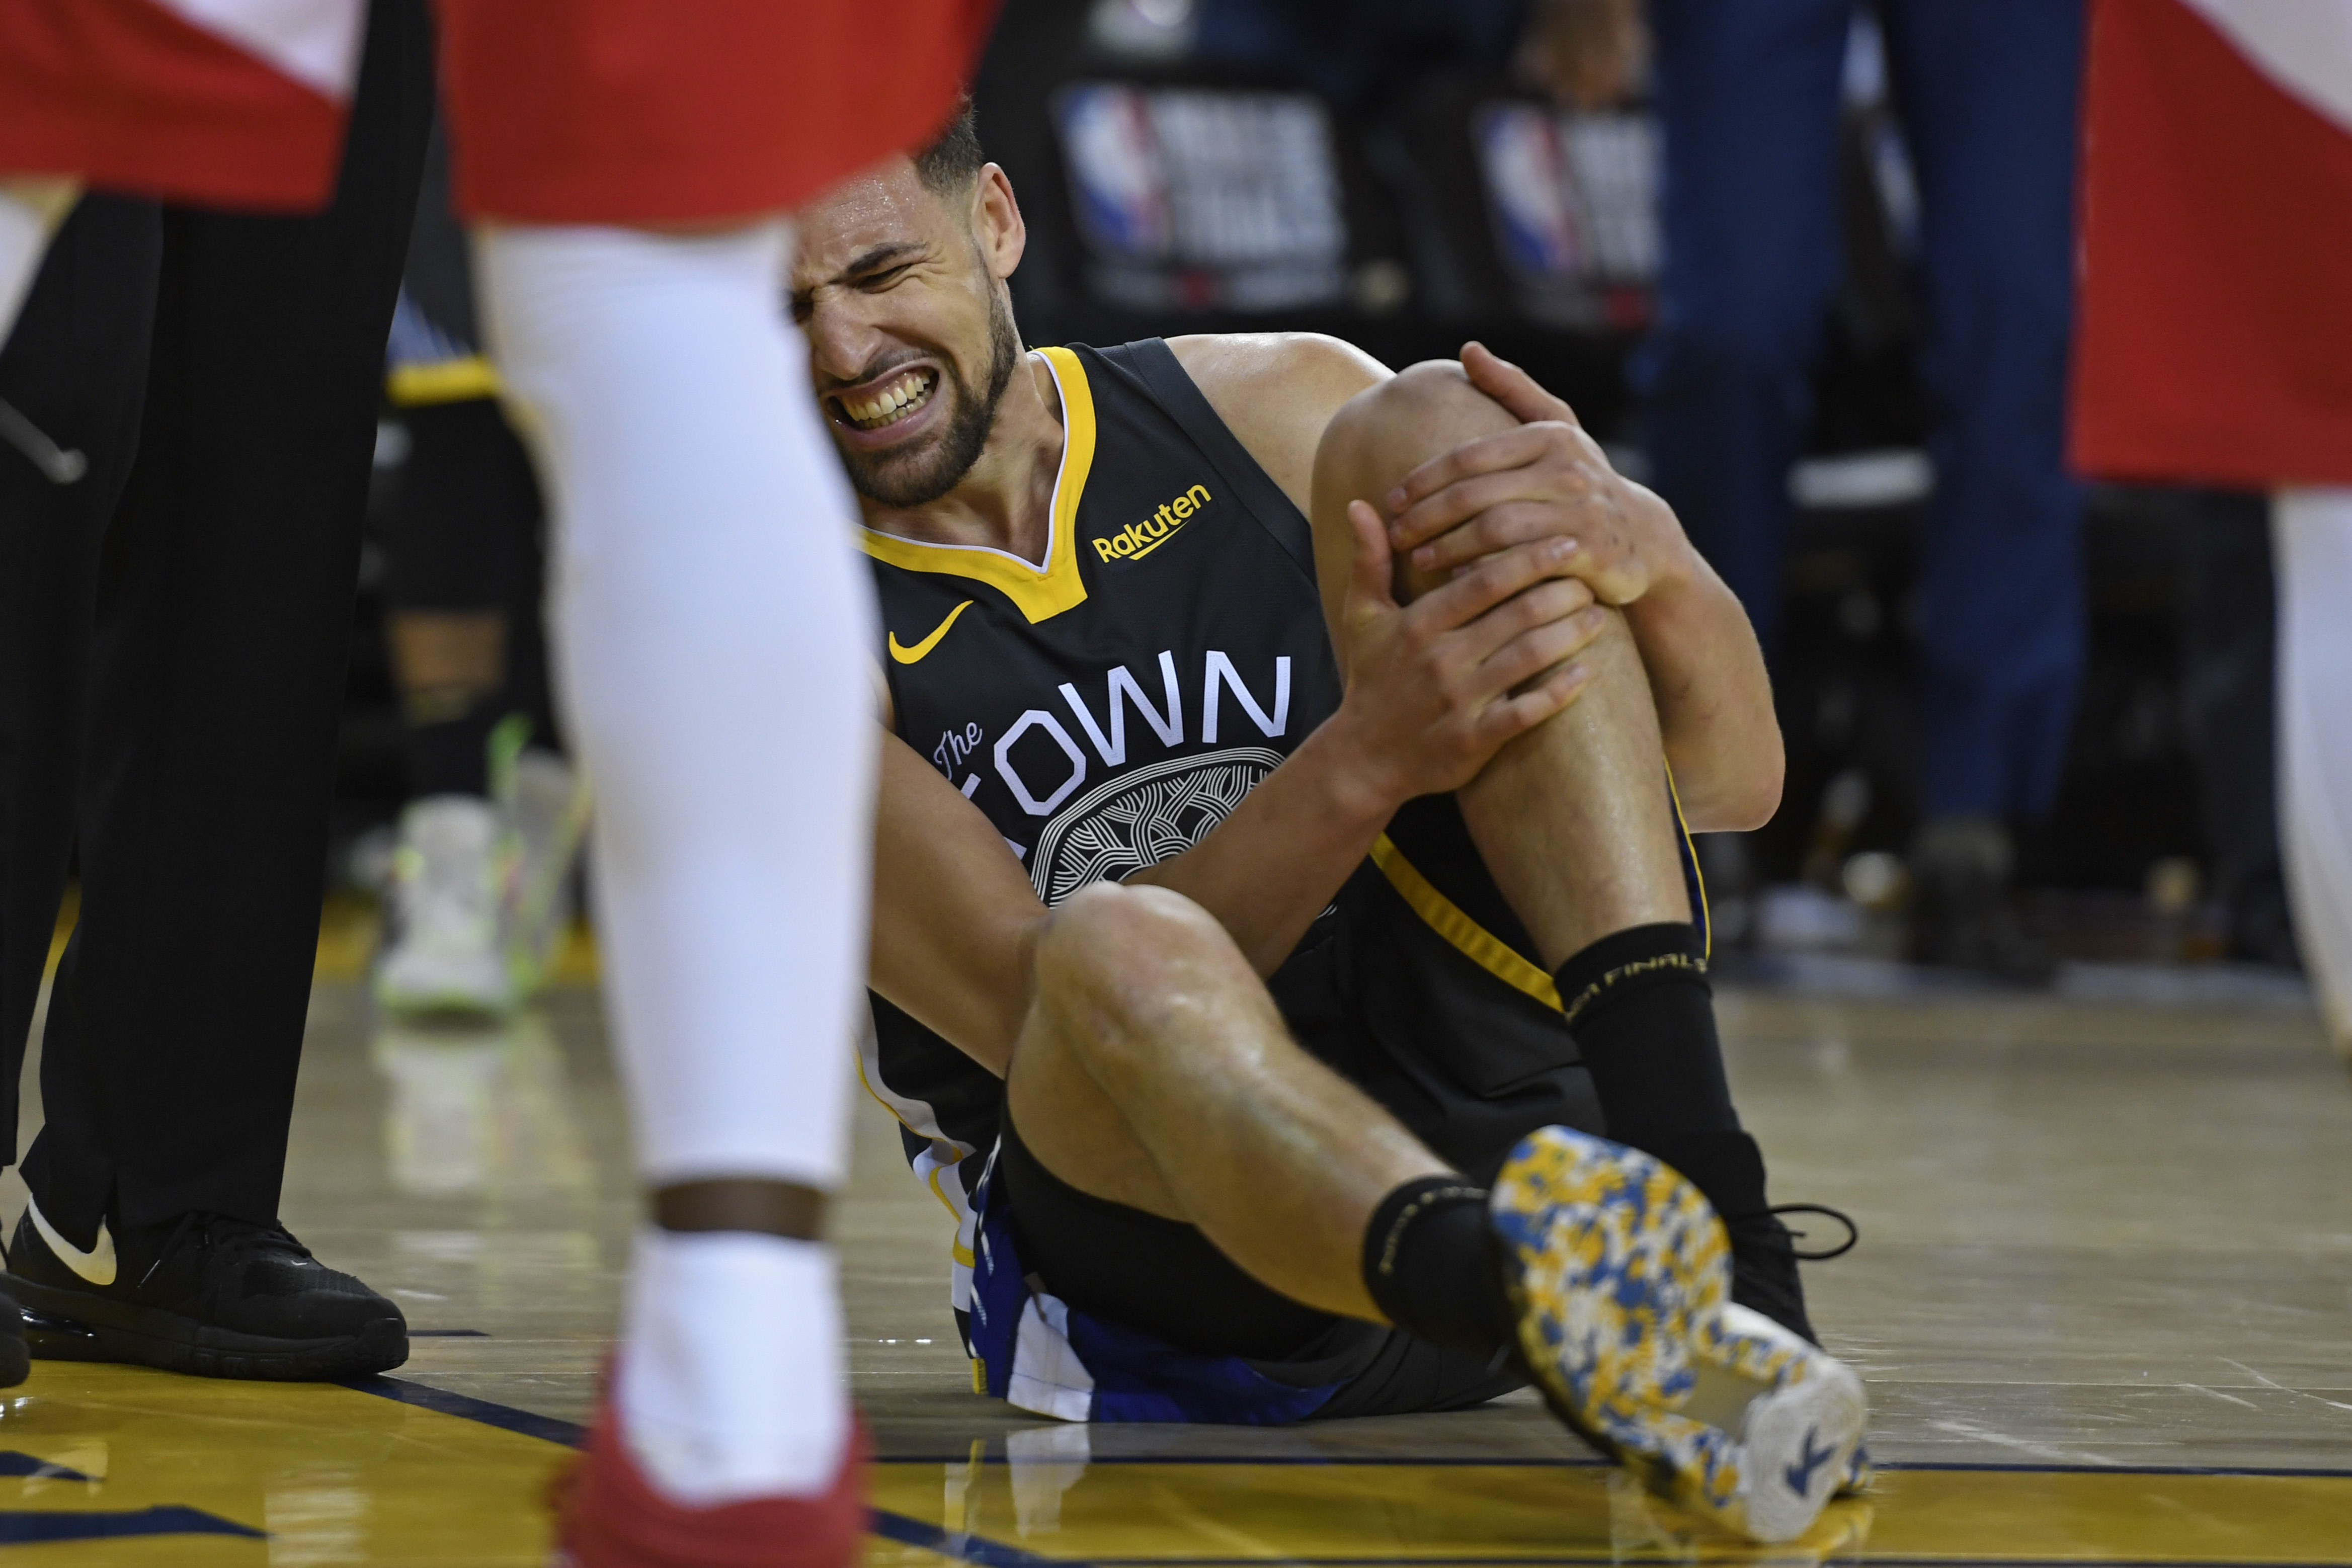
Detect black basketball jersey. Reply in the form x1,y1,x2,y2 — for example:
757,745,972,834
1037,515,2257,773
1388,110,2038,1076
859,341,1350,1199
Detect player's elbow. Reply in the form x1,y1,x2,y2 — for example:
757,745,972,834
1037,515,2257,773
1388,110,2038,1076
1717,758,1786,835
1677,731,1785,835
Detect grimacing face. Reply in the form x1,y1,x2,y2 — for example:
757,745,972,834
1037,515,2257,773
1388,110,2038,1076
790,160,1024,509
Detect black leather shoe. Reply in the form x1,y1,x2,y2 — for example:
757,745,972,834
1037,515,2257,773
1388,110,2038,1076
1722,1208,1818,1345
1907,815,2058,983
0,1279,26,1387
1646,1130,1859,1346
5,1203,406,1380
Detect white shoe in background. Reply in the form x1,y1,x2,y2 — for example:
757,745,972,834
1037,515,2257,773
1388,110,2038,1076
375,795,522,1016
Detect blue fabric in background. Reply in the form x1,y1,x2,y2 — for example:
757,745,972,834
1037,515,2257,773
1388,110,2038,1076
1192,0,1525,114
1636,0,2087,819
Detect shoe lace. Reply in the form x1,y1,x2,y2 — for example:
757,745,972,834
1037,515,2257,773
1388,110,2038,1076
1767,1202,1858,1262
139,1211,312,1288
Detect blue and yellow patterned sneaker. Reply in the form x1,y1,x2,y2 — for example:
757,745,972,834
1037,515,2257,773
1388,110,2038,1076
1489,1125,1869,1543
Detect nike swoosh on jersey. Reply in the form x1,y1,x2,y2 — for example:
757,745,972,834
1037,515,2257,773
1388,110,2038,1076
27,1196,116,1287
888,599,976,665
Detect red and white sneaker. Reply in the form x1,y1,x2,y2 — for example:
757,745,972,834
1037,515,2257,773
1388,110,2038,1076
550,1395,869,1568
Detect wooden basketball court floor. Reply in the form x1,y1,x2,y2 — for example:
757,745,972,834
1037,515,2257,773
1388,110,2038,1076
1,941,2346,1565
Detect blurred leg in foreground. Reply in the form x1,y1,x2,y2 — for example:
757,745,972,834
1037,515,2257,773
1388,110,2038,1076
2274,491,2352,1057
2070,0,2352,1049
433,1,996,1559
0,0,431,1381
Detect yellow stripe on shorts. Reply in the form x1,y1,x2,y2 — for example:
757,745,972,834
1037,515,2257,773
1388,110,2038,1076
1367,833,1562,1011
1368,765,1710,1007
387,354,502,406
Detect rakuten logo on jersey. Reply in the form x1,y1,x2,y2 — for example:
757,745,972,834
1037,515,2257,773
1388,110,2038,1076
990,649,1291,816
1092,483,1212,565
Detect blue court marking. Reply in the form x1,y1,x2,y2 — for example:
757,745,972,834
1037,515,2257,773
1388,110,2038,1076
1879,1460,2352,1479
0,1505,265,1544
342,1379,1059,1566
873,1452,2352,1480
347,1377,1065,1566
342,1379,2352,1482
341,1374,587,1447
0,1451,91,1481
869,1509,1079,1568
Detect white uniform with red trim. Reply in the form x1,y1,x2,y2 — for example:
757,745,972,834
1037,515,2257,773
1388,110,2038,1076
2071,0,2352,1055
0,0,992,221
0,0,364,212
2,0,1000,1532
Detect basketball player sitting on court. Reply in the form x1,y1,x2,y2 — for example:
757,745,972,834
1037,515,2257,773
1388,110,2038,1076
800,115,1867,1539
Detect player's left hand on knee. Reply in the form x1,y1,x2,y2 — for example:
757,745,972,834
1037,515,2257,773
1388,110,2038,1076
1326,502,1605,803
1382,344,1675,608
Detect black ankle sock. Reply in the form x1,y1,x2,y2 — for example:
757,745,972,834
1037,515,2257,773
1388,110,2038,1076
1360,1176,1512,1357
1554,922,1767,1219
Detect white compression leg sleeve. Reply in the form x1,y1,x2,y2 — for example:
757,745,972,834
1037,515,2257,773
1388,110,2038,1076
0,180,79,348
2275,487,2352,1057
475,221,874,1501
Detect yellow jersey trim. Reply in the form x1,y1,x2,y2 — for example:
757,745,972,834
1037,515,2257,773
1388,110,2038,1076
852,1048,915,1133
857,346,1094,624
387,355,501,406
1368,834,1562,1011
925,1162,966,1225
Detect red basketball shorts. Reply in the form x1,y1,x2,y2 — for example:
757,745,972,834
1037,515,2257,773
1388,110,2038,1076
0,0,365,211
0,0,996,222
435,0,998,224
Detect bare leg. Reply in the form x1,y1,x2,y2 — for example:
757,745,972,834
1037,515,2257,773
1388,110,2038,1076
1005,882,1450,1322
1311,362,1689,969
1310,364,1821,1345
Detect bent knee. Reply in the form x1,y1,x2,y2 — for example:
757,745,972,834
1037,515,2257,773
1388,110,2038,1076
1330,361,1515,448
1032,882,1242,1030
1317,360,1518,496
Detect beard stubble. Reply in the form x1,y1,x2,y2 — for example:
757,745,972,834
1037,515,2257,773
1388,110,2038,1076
836,289,1023,510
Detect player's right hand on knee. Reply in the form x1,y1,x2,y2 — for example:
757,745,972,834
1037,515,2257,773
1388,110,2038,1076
1327,499,1609,804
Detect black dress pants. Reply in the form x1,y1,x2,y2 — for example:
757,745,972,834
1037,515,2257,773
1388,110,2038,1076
0,0,433,1243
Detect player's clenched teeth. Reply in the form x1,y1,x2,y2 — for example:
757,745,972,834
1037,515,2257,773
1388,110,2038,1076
841,370,936,430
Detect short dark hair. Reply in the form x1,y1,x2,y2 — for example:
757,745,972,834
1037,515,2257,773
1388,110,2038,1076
913,100,985,195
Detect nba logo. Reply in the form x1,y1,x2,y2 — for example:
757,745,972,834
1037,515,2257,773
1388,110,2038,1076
1058,84,1175,261
1477,104,1582,281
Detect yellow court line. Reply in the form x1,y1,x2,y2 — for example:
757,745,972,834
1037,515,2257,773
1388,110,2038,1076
869,1459,2352,1566
0,1364,565,1566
